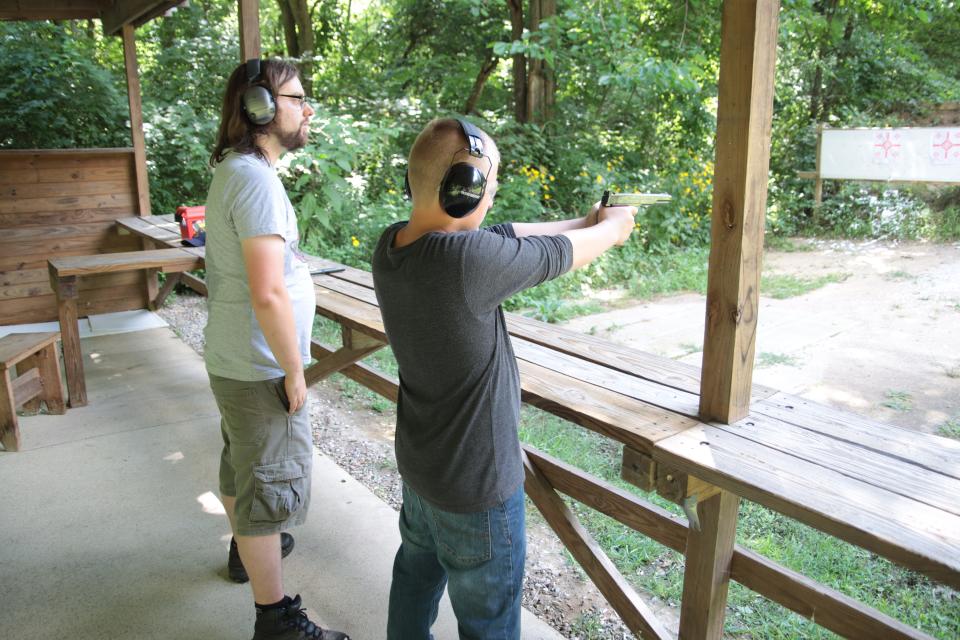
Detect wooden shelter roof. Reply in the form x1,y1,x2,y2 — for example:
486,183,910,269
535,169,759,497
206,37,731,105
0,0,185,35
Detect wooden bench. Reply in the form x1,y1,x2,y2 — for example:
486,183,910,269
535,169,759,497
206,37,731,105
48,248,204,407
0,332,66,451
111,215,960,638
304,259,960,640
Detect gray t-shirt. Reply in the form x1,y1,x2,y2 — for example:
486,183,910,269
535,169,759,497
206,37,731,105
372,221,573,512
203,152,315,381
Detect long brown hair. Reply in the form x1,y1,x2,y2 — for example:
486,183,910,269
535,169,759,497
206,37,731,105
209,59,299,166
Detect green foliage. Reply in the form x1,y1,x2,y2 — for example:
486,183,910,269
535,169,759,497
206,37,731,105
0,21,129,149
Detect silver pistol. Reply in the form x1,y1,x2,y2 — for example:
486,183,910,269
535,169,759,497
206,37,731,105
601,190,672,207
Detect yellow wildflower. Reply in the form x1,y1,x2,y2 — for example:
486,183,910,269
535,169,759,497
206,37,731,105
351,236,360,248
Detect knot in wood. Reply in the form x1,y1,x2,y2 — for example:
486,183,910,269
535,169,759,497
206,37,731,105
723,200,736,229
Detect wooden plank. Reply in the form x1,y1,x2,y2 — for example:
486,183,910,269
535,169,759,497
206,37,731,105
678,489,740,640
303,340,385,387
526,446,688,551
518,358,696,453
116,215,181,244
102,0,179,35
0,288,148,326
0,269,142,292
0,369,20,451
755,392,960,480
0,332,61,369
312,287,386,339
1,221,123,241
0,191,137,214
523,450,673,639
525,446,942,640
0,148,134,165
718,415,960,516
35,340,66,415
0,232,126,257
699,0,780,423
654,425,960,588
56,293,85,408
48,248,203,277
11,367,42,408
0,238,144,271
0,206,137,228
0,179,134,200
730,548,936,640
122,23,151,216
0,164,134,186
310,340,399,403
513,338,702,418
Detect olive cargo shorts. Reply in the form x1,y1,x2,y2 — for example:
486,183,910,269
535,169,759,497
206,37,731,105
209,373,313,536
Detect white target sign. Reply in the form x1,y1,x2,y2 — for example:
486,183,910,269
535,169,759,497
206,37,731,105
820,127,960,183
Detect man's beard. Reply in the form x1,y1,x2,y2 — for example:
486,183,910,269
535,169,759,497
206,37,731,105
273,123,308,152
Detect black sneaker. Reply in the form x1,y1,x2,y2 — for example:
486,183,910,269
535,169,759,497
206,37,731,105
252,594,350,640
229,532,296,583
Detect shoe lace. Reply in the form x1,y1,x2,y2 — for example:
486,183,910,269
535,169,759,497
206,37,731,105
284,604,325,639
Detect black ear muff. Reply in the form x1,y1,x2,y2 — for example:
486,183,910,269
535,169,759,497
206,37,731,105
439,163,486,218
241,59,276,126
437,118,490,218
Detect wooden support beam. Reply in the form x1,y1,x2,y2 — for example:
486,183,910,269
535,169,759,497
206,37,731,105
121,24,151,217
678,489,740,640
238,0,261,61
523,450,673,640
303,329,385,387
699,0,780,424
101,0,180,36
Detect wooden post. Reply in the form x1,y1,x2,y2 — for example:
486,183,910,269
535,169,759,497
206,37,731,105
699,0,780,424
678,490,740,640
48,271,86,408
813,122,824,215
121,24,150,217
238,0,261,61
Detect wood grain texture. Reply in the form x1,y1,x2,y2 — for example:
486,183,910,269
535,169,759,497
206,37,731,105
699,0,780,423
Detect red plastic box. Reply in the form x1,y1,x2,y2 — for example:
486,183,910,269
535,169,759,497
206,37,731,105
175,205,206,241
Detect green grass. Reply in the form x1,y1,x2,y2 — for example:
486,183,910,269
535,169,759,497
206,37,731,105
765,236,816,252
883,269,916,281
761,272,850,299
756,351,800,368
882,390,914,412
937,417,960,440
517,407,960,639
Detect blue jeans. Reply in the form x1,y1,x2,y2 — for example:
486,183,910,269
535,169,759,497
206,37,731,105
386,483,526,640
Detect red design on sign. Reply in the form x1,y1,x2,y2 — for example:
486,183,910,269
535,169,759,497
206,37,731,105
931,130,960,165
872,131,902,163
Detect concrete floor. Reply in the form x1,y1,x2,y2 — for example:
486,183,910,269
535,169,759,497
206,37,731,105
0,327,562,640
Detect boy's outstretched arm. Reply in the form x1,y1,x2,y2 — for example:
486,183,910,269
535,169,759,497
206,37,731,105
511,201,603,238
560,205,637,270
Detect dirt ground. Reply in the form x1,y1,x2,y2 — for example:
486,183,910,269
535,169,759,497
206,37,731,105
565,238,960,436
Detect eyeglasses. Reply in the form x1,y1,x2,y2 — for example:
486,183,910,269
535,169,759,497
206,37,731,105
277,93,308,108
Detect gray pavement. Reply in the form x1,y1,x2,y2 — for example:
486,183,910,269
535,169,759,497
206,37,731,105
0,327,562,640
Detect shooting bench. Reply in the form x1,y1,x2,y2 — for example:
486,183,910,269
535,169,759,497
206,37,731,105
47,247,204,407
305,260,960,640
113,215,960,639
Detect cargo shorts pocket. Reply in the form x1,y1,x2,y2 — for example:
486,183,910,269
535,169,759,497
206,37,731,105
249,456,310,523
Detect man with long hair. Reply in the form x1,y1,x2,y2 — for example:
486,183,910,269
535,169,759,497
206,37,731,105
204,58,349,640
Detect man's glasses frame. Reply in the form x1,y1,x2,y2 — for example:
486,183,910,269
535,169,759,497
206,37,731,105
277,93,307,108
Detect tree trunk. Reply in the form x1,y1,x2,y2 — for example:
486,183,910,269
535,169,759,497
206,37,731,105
524,0,556,123
276,0,315,95
277,0,300,57
507,0,527,122
464,54,498,115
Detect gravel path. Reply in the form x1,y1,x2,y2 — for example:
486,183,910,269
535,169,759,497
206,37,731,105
157,290,672,639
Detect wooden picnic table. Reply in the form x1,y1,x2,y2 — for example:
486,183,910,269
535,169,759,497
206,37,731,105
115,215,960,639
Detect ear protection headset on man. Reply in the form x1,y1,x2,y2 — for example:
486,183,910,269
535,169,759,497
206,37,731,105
241,59,276,126
405,118,491,219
